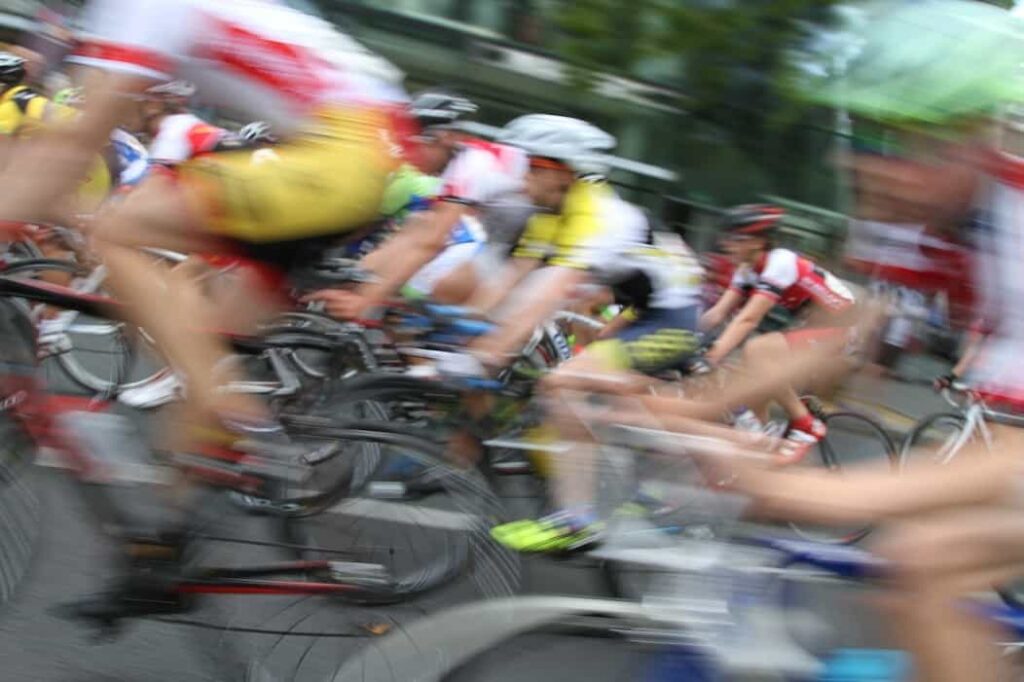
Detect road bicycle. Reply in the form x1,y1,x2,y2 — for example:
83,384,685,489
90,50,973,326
0,268,519,681
898,383,1024,467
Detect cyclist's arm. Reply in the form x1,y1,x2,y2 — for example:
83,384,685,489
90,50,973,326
952,325,986,378
357,201,466,307
471,265,590,363
705,293,775,364
466,256,541,314
700,287,743,331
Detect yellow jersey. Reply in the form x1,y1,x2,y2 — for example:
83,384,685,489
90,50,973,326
513,179,703,309
0,85,112,208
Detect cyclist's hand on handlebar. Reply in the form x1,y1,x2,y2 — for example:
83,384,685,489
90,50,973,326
933,374,962,391
302,289,376,321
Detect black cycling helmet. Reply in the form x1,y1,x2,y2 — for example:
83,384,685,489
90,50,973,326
723,204,785,237
0,53,26,87
409,89,478,130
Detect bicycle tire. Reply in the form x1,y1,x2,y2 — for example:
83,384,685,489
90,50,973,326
1,258,155,397
788,410,897,545
0,413,40,609
899,412,968,469
277,420,519,605
315,374,463,432
176,420,519,682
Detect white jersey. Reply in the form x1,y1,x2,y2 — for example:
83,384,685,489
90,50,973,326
585,197,703,311
439,139,528,208
109,128,149,186
148,113,227,164
71,0,407,137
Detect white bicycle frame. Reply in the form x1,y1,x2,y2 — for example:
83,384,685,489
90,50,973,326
921,388,1024,466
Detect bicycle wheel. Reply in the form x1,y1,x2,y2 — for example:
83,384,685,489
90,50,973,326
788,411,897,544
314,374,463,431
2,259,163,397
899,412,968,469
279,420,518,604
191,424,520,682
0,413,40,608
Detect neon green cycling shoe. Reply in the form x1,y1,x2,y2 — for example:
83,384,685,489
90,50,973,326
491,511,603,554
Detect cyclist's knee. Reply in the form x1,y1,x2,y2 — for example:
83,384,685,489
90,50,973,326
542,354,606,393
743,332,785,363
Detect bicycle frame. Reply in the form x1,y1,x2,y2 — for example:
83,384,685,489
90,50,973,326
0,275,397,600
927,387,1024,464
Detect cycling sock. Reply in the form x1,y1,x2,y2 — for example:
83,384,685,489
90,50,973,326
789,412,822,435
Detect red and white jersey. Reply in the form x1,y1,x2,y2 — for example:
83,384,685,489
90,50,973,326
149,113,228,164
729,248,855,314
439,139,528,207
70,0,407,137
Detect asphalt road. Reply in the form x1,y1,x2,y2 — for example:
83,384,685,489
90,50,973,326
0,351,950,681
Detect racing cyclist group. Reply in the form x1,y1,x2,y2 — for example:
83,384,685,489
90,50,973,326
0,0,872,603
0,1,1022,680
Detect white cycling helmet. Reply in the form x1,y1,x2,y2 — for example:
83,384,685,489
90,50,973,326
238,121,275,144
409,90,478,130
145,80,196,99
498,114,616,176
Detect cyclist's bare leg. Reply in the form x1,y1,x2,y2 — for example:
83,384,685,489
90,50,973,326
637,348,848,425
741,331,822,424
730,435,1024,527
91,175,269,422
540,352,623,510
872,509,1024,682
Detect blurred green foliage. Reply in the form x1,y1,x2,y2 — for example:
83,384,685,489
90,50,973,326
555,0,847,204
554,0,1015,206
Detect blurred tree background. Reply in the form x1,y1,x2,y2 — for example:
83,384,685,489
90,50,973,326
554,0,1016,207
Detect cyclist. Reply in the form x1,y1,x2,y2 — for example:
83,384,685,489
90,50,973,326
700,204,858,457
0,0,408,616
447,114,704,550
0,52,58,136
689,3,1024,681
309,89,528,315
140,80,228,165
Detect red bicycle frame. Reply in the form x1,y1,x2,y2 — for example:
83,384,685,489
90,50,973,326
0,272,372,599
